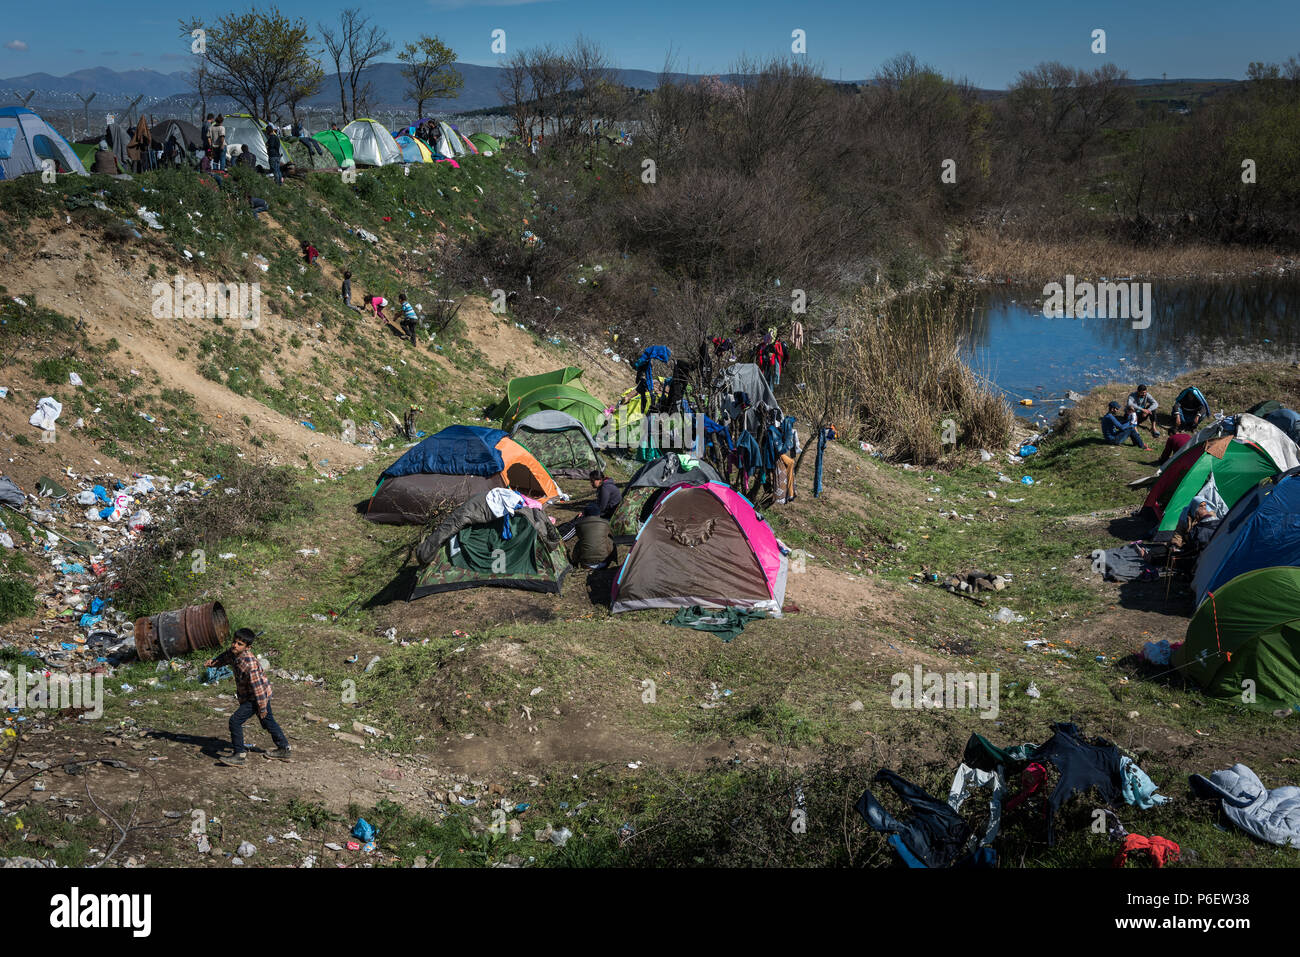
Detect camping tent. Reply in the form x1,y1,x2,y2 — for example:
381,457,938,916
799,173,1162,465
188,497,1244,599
611,482,788,615
510,410,602,479
609,454,726,540
1175,566,1300,710
0,107,86,179
1263,407,1300,445
283,136,337,171
489,368,584,419
410,492,569,599
395,134,434,164
437,121,467,157
312,130,354,167
714,362,782,437
366,425,559,524
1192,469,1300,608
1141,414,1300,529
220,115,269,169
151,119,203,154
469,132,500,153
456,128,479,154
342,119,402,166
503,382,606,436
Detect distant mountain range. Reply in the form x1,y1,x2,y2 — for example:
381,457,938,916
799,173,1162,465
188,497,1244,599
0,63,1244,116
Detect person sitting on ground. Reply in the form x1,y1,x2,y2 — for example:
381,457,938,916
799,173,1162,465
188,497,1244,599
398,292,420,344
1101,401,1152,450
583,470,622,518
365,294,388,320
1127,384,1160,436
1168,499,1223,570
249,195,270,218
1173,386,1210,433
236,144,256,169
302,241,319,266
571,514,616,569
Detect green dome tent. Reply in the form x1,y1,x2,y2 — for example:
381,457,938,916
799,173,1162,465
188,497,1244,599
503,382,606,436
1175,566,1300,710
1157,440,1282,532
489,367,584,420
469,132,501,152
312,130,354,167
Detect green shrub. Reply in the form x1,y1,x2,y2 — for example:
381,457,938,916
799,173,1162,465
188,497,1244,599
0,576,36,624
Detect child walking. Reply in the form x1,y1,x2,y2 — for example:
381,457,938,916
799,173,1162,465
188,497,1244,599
206,629,291,765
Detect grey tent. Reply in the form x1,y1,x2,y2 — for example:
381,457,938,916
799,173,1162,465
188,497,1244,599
151,119,203,167
610,453,726,542
509,410,602,479
714,363,781,437
628,453,725,489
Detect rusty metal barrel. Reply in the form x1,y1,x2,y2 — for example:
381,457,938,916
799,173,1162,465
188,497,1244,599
133,601,230,661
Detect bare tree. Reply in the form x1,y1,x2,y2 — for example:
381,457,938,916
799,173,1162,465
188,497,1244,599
318,9,391,123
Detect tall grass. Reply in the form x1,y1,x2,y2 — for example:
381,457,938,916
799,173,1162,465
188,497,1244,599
842,289,1013,463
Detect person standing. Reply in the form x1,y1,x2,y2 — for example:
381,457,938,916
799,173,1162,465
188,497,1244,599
265,124,283,185
201,113,214,167
206,629,291,765
398,293,420,344
211,114,227,171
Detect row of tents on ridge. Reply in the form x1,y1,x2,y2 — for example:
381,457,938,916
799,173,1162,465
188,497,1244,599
0,104,503,179
1114,399,1300,711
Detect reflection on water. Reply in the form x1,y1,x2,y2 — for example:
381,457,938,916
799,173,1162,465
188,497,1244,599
963,278,1300,420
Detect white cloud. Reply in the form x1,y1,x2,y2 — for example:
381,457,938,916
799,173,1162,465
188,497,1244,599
4,40,29,52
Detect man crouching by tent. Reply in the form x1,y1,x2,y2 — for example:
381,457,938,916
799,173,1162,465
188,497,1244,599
206,629,291,765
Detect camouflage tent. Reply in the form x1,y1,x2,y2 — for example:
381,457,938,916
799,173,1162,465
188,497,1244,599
411,499,569,599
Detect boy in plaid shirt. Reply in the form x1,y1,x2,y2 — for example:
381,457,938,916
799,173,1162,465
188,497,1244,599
207,628,291,765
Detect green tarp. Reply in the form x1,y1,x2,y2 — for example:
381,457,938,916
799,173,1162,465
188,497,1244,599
450,518,537,576
1177,566,1300,709
1159,442,1279,531
665,605,768,642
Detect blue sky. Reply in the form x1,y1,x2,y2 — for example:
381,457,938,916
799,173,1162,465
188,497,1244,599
1,0,1296,86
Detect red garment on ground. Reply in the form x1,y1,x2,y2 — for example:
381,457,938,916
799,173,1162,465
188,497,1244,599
1003,762,1049,813
1113,833,1180,868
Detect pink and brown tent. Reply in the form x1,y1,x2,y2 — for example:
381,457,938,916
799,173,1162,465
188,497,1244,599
611,482,788,615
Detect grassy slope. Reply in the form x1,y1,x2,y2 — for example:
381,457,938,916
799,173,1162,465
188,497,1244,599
1,148,1297,866
5,361,1297,868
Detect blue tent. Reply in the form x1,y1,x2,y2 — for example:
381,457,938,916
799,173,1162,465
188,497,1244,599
1193,468,1300,607
380,425,508,480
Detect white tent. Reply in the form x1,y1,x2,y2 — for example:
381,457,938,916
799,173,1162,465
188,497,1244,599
437,121,467,157
221,114,269,168
342,119,402,166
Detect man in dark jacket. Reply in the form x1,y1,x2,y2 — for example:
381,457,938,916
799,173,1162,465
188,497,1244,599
265,124,282,185
584,470,622,517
